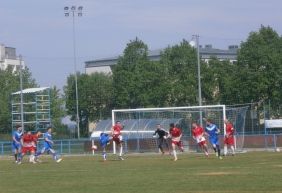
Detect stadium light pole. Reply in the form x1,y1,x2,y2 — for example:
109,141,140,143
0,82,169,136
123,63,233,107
64,6,83,139
190,35,202,125
19,55,24,131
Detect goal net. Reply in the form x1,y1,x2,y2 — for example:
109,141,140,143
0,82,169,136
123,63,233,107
110,105,248,154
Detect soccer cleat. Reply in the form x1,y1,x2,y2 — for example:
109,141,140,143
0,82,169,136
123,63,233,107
118,156,124,161
17,161,22,165
219,156,223,160
56,158,62,163
36,159,42,163
173,158,178,161
30,160,37,164
103,153,107,161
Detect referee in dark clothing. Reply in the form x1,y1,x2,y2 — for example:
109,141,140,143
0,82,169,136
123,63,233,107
153,124,170,154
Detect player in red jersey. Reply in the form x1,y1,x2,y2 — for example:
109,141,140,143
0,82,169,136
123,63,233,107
192,122,209,157
32,131,42,162
19,131,36,164
169,123,184,161
224,119,235,156
111,121,124,160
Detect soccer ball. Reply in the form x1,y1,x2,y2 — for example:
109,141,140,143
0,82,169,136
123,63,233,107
92,145,97,150
276,148,280,152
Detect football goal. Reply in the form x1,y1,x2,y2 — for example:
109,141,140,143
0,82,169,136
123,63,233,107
111,105,248,154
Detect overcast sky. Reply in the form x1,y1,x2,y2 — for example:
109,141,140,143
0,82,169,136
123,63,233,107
1,0,281,90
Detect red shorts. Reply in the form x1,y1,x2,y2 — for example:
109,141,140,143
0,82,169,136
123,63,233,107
172,140,182,147
198,140,207,147
22,146,35,154
113,135,123,144
224,136,234,145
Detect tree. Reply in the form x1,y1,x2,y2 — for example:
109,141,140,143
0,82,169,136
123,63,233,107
206,58,239,105
49,86,67,135
64,72,113,137
236,26,282,113
159,40,207,106
0,67,37,133
112,38,161,108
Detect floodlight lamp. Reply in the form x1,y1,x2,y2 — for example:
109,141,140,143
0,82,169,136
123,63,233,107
64,13,69,17
64,6,69,11
189,40,196,48
71,6,76,11
78,6,83,10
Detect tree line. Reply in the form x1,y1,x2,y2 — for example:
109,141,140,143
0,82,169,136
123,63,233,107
64,26,282,136
1,26,282,137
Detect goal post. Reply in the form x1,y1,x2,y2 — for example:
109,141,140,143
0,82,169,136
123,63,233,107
112,105,231,153
111,105,248,154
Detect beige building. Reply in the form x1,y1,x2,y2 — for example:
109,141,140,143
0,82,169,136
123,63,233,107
85,45,238,74
0,44,24,72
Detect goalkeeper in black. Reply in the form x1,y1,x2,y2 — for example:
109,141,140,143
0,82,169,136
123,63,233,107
153,124,170,154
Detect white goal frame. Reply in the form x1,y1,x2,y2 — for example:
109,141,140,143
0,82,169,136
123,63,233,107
111,105,227,154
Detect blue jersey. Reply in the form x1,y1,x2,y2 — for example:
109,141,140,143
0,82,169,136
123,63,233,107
12,130,22,150
205,124,219,138
100,133,110,147
13,131,22,143
205,123,220,145
44,132,53,149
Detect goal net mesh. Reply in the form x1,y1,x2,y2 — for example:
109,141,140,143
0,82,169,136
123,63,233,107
111,105,248,153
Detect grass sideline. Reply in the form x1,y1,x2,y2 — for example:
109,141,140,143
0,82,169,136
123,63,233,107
0,152,282,193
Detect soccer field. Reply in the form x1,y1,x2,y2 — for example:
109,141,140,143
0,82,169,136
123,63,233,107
0,152,282,193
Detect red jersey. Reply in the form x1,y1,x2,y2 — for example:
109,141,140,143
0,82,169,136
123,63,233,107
112,124,122,136
32,134,39,142
22,134,34,147
169,127,182,138
192,126,204,138
32,134,39,147
226,123,234,136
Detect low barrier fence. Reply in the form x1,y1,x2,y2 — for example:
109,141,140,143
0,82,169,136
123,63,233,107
1,134,282,156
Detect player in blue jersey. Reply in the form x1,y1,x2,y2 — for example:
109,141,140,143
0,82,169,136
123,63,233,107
205,119,223,159
99,132,112,161
12,125,23,164
35,127,62,163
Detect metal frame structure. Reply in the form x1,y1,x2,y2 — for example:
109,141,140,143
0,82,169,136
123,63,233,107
11,87,51,131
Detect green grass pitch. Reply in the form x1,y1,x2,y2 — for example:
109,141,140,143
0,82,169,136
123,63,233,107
0,152,282,193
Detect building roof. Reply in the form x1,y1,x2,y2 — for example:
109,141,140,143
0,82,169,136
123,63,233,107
12,87,50,95
85,45,238,68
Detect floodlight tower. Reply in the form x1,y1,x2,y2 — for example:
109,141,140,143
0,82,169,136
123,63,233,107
64,6,83,138
19,55,24,131
190,35,202,125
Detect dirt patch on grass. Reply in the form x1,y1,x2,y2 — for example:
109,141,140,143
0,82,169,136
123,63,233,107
196,171,241,176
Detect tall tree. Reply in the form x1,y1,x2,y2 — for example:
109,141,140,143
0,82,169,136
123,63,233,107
0,67,37,133
159,40,209,106
64,72,113,137
206,58,239,105
113,38,170,108
49,86,66,131
236,26,282,112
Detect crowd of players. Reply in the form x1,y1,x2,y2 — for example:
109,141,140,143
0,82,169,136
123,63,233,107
151,118,235,161
12,125,62,164
11,118,235,163
97,118,235,161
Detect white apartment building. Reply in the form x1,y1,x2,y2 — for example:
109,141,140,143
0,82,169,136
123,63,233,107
0,44,24,72
85,45,238,75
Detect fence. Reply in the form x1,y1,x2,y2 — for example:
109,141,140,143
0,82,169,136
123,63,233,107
1,134,282,156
